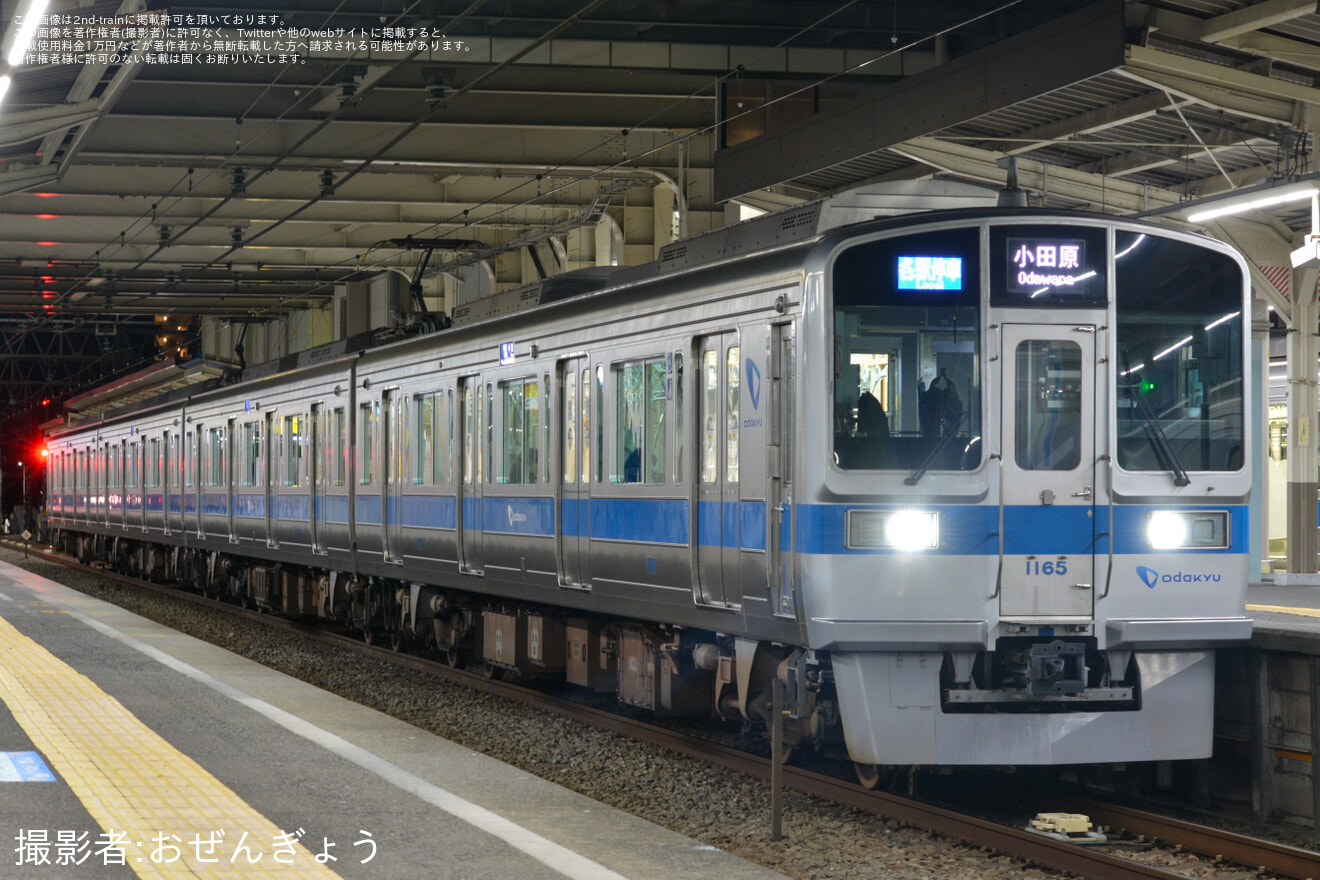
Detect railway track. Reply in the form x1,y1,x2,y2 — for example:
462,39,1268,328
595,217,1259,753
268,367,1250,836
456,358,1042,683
9,539,1319,880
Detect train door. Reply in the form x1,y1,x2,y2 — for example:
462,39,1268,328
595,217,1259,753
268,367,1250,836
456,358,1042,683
227,417,237,542
118,440,127,529
383,389,404,564
194,429,205,538
999,323,1097,620
558,357,591,587
769,323,796,618
311,403,325,554
696,333,741,608
163,431,172,536
265,411,277,548
457,376,483,574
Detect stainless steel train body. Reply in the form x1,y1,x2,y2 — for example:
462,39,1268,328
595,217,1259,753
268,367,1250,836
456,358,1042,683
46,207,1252,768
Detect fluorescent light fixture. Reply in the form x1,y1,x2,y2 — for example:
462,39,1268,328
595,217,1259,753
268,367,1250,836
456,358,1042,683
6,0,50,67
1204,310,1240,331
1185,180,1320,224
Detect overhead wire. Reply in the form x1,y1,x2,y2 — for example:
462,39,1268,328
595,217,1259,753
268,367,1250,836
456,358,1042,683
17,0,1025,416
185,0,1030,325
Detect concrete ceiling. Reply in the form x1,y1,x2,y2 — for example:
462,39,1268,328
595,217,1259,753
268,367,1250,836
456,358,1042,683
0,0,1316,423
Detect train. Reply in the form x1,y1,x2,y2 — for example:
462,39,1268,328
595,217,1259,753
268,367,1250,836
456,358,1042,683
43,203,1253,775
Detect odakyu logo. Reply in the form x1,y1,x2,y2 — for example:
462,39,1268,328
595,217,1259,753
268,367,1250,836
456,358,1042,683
746,358,762,410
1136,565,1221,588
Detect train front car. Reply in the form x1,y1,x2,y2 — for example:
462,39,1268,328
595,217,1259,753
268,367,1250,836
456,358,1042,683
801,213,1252,767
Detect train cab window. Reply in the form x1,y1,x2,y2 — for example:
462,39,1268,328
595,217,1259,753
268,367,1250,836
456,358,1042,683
1114,232,1245,473
285,415,303,487
359,402,377,485
1015,341,1082,470
500,378,541,485
613,359,667,484
831,227,981,472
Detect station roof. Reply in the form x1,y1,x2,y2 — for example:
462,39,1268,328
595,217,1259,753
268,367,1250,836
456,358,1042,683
0,0,1314,420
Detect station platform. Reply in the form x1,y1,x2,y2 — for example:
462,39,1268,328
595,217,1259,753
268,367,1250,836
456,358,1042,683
0,560,787,880
1247,580,1320,653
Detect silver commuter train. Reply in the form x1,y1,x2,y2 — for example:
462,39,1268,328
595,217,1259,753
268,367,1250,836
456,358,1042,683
45,205,1253,770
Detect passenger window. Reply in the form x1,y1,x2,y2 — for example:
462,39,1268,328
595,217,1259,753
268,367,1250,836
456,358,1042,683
242,421,260,487
415,394,435,485
614,358,667,484
726,346,739,483
565,374,578,484
285,415,303,487
333,408,347,486
500,378,542,485
543,373,551,484
437,390,453,485
674,353,684,484
149,438,161,488
701,349,718,484
463,385,475,485
502,380,525,484
207,428,225,487
581,369,591,483
359,402,376,485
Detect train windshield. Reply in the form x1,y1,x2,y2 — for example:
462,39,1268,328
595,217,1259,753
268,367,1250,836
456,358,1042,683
1114,231,1245,473
831,227,981,472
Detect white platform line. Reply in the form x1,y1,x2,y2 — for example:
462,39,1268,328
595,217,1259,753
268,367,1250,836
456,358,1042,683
10,568,630,880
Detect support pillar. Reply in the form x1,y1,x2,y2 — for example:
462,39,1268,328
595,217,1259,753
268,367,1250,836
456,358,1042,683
1286,274,1319,575
1252,296,1270,578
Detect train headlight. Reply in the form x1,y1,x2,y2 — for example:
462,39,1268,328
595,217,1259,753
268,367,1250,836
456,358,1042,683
1146,510,1229,550
846,509,939,551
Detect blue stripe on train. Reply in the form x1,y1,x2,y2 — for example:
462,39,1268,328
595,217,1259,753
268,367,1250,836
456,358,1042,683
97,491,1245,558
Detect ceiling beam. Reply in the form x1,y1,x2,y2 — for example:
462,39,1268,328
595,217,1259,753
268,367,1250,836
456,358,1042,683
1197,0,1318,43
712,0,1127,202
888,136,1186,215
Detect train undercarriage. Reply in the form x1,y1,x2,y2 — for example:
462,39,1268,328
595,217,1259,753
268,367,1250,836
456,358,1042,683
59,530,837,763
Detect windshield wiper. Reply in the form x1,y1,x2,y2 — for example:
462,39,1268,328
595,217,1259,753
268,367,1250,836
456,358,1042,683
1124,383,1190,487
906,411,969,486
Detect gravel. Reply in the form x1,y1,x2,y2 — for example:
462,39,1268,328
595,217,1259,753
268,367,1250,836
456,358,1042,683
1,546,1302,880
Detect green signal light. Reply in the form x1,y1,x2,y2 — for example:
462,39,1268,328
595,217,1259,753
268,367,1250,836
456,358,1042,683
1138,379,1157,394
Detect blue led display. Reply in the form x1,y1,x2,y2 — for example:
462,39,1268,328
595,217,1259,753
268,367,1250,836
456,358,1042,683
897,256,962,291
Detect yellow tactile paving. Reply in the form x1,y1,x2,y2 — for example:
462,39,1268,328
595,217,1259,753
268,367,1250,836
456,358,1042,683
1247,603,1320,618
0,611,343,879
